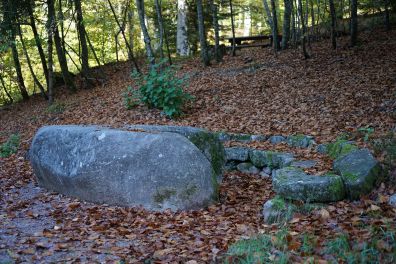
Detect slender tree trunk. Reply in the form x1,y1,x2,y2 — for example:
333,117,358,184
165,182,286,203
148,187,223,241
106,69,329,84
176,0,190,56
162,10,173,65
48,0,76,92
136,0,156,67
0,74,13,103
291,1,296,46
210,0,221,62
47,0,55,104
27,2,49,85
298,0,310,58
74,0,92,88
282,0,292,49
154,0,165,59
58,0,66,53
310,0,315,40
384,0,390,31
350,0,358,46
329,0,337,49
270,0,280,50
10,36,29,100
197,0,210,65
18,24,48,99
263,0,274,32
127,8,134,60
229,0,237,56
107,0,140,72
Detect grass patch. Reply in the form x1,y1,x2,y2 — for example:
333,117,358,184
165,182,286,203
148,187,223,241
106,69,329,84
0,134,20,158
46,102,66,114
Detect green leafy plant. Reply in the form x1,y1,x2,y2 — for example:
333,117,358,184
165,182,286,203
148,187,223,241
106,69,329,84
358,126,375,142
46,102,66,114
125,60,193,118
0,134,20,158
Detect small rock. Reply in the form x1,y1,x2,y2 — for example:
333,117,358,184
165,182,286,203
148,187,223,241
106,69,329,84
287,135,314,148
230,133,252,142
225,147,249,162
216,132,231,142
249,150,294,169
316,144,328,154
259,171,271,178
0,250,14,264
251,135,267,141
237,162,260,174
225,161,239,171
262,167,272,175
268,135,286,144
291,160,317,169
262,198,295,224
389,194,396,207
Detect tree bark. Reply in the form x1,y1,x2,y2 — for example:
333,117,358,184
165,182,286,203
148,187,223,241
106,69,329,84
154,0,165,59
282,0,292,49
210,0,221,62
384,0,390,31
27,2,49,86
197,0,210,65
350,0,358,46
229,0,237,56
270,0,280,50
47,0,55,104
329,0,337,49
136,0,156,68
298,0,310,58
127,7,134,60
176,0,190,56
74,0,92,88
0,74,13,103
262,0,274,32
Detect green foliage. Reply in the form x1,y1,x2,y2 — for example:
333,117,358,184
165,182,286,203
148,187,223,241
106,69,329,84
327,137,358,159
126,60,193,118
46,102,66,114
358,126,375,142
0,134,20,158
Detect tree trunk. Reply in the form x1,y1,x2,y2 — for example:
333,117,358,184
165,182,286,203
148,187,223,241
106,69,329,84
384,0,390,31
310,0,315,40
270,0,280,50
27,2,49,86
196,0,210,66
127,8,134,60
47,0,55,104
282,0,292,49
229,0,237,56
107,0,140,72
176,0,190,56
350,0,358,46
74,0,92,88
329,0,337,49
262,0,274,32
136,0,156,68
210,0,221,62
154,0,165,59
0,74,13,103
298,0,310,58
48,0,76,92
18,24,48,99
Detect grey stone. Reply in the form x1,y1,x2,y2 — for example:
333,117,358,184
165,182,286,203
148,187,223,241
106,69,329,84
291,160,318,169
30,125,218,211
262,167,272,175
251,135,267,141
262,198,296,224
225,160,239,171
237,162,260,174
333,149,382,200
225,147,249,162
126,125,225,182
389,194,396,207
268,135,286,144
287,135,315,148
215,131,231,142
0,251,14,264
316,144,328,154
272,167,346,202
259,171,271,179
229,133,253,142
249,150,294,169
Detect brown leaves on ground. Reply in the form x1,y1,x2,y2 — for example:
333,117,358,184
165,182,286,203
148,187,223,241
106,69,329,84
0,29,395,262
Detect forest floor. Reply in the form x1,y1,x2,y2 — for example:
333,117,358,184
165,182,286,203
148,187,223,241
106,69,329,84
1,28,396,263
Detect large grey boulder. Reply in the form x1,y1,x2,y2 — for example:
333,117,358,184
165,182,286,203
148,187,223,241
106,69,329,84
30,125,219,211
126,125,225,182
272,167,346,202
333,149,382,200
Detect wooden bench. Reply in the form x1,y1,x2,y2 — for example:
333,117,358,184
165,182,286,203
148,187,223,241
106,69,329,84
225,35,282,49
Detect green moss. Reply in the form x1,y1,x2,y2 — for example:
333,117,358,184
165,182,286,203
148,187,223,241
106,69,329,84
328,177,346,199
272,195,286,210
327,139,357,159
179,185,198,200
343,172,360,182
153,188,177,203
230,133,252,141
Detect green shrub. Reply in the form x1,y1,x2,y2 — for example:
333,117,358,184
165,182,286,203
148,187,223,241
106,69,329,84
0,134,20,158
46,102,66,114
124,60,193,118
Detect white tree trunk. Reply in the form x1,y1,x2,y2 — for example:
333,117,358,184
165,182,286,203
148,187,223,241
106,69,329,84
176,0,190,56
